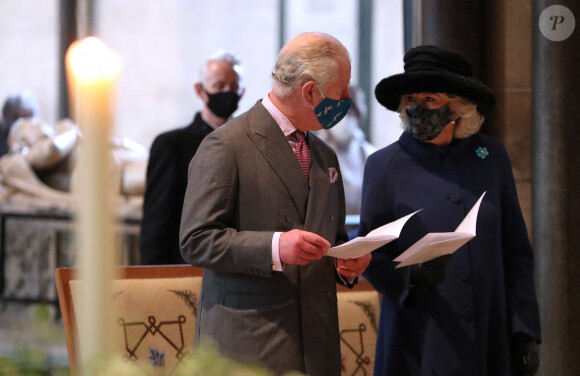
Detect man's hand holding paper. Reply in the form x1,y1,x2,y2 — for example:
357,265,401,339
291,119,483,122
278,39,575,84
279,229,330,265
336,253,372,279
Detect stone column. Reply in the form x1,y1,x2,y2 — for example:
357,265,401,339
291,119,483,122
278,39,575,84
415,0,488,81
532,1,580,374
58,0,78,120
58,0,96,120
413,0,498,136
486,0,535,234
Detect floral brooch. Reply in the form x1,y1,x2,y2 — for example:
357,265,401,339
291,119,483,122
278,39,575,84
476,146,489,159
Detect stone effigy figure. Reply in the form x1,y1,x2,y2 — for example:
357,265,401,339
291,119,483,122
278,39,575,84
0,117,148,212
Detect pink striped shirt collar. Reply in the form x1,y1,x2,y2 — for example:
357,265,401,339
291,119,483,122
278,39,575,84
262,93,299,138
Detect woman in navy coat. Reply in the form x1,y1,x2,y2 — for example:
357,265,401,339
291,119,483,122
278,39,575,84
359,45,541,376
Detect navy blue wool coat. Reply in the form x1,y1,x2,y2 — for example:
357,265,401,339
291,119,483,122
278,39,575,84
359,131,541,376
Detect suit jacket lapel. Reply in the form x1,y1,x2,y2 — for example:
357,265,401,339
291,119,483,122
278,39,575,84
246,102,310,221
304,133,331,232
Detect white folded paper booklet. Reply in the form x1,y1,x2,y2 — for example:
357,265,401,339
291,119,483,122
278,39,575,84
327,210,420,259
394,192,486,268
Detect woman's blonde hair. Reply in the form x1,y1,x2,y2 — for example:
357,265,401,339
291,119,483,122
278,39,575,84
397,93,485,139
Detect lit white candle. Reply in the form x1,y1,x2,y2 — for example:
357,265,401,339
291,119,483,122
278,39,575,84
66,37,121,373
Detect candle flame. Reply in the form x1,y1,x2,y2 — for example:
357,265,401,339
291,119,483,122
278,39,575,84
67,37,121,81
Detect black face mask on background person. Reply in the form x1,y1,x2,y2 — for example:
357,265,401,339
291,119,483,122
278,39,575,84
204,90,241,118
406,103,455,141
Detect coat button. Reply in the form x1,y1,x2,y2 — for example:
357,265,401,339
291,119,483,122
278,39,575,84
286,215,292,223
458,269,470,281
330,214,335,221
449,192,461,202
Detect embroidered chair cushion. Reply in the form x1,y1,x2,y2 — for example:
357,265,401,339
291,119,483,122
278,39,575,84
337,289,380,376
69,276,202,375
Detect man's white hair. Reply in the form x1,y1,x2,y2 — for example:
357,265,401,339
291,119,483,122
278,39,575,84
198,50,243,82
271,32,350,98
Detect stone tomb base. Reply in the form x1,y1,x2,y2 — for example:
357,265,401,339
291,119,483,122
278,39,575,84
0,204,140,305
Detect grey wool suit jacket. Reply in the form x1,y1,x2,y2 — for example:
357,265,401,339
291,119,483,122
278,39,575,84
180,100,349,376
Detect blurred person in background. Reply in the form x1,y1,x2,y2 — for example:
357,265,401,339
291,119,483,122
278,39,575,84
140,50,245,265
0,91,39,157
316,84,376,217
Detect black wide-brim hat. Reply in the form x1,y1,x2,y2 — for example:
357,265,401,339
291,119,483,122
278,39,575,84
375,45,496,116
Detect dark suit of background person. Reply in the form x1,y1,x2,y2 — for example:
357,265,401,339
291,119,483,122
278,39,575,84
179,33,371,376
140,51,244,265
359,46,541,376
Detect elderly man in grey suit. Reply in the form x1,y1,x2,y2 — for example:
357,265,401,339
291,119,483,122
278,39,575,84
180,32,371,376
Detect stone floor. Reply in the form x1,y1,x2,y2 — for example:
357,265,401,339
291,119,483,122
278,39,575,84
0,302,69,374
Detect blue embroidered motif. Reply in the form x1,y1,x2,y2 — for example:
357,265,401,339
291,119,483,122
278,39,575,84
476,147,489,159
148,348,166,367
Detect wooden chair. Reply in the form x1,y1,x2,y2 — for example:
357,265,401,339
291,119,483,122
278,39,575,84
56,264,379,375
55,265,204,375
337,279,381,376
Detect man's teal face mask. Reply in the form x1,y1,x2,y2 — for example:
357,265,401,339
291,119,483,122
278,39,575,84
312,86,352,130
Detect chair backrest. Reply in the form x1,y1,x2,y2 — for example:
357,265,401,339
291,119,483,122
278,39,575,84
337,279,381,376
56,265,379,375
55,265,204,375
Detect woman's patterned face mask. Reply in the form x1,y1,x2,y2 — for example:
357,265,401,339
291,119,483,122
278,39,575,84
406,104,455,141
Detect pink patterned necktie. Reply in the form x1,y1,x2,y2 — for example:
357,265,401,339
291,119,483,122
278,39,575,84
294,131,311,179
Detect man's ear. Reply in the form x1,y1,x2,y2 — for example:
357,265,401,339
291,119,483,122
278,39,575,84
194,83,205,99
301,81,317,105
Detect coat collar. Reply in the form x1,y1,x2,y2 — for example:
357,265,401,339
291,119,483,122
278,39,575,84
188,112,214,132
398,130,478,159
